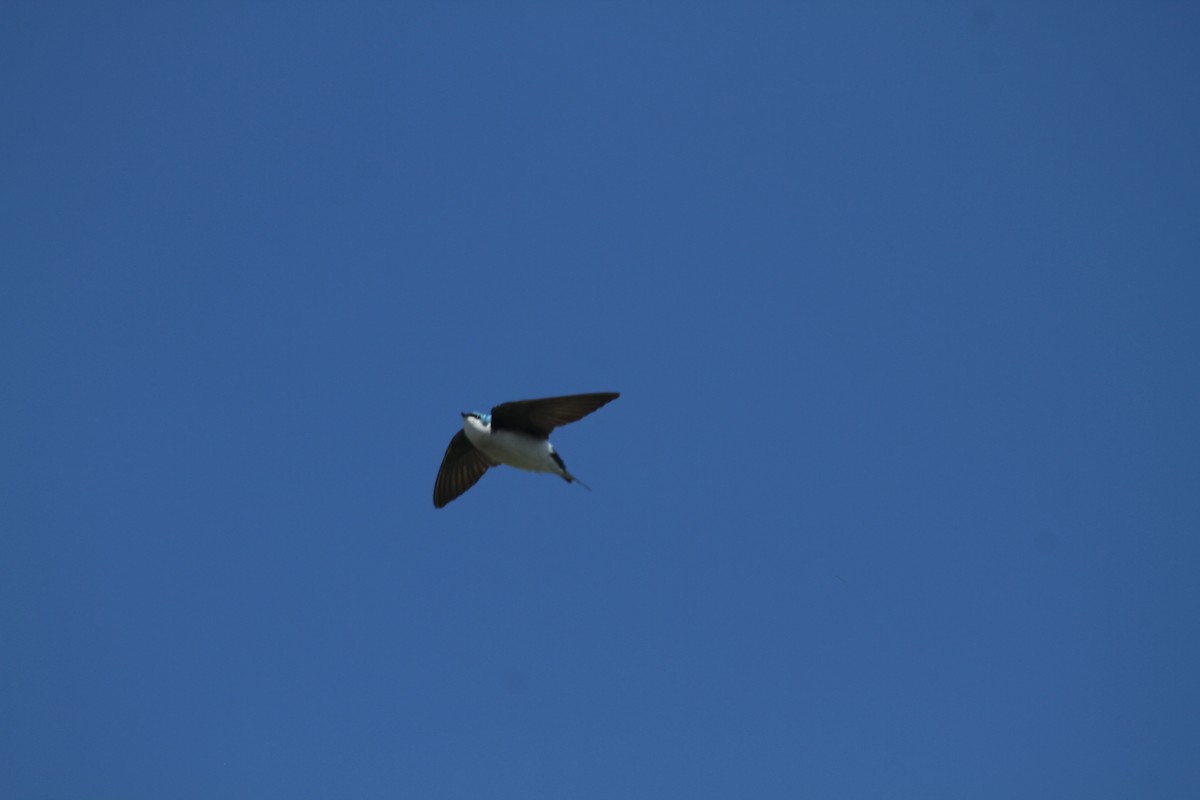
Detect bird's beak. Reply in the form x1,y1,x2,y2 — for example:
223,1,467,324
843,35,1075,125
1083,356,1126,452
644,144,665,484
460,412,469,418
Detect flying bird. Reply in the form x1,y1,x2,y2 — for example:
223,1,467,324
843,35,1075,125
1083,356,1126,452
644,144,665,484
433,392,619,508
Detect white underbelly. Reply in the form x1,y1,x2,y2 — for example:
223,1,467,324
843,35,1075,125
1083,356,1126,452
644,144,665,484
470,428,560,474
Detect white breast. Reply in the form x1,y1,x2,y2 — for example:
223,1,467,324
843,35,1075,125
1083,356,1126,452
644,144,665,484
463,418,562,475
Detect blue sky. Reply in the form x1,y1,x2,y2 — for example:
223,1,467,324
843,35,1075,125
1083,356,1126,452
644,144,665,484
3,3,1199,797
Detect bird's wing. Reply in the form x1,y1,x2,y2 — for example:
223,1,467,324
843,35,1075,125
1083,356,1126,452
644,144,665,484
433,431,494,508
490,392,619,438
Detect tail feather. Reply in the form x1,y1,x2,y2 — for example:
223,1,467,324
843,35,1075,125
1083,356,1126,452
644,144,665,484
551,450,591,490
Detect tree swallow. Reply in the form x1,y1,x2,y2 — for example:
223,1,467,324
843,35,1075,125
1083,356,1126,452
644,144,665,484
433,392,619,508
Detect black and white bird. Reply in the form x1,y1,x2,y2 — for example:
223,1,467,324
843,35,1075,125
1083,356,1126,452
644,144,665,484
433,392,619,508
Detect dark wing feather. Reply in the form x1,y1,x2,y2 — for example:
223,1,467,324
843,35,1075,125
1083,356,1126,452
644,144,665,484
433,431,493,508
490,392,619,438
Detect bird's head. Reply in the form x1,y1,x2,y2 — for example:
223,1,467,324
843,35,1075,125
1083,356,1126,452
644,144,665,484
461,411,491,431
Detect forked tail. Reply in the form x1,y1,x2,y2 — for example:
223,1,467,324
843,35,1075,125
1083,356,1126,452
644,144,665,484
551,450,591,490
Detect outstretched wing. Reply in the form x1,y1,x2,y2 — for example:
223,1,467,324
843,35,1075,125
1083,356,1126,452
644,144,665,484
433,431,494,508
490,392,619,438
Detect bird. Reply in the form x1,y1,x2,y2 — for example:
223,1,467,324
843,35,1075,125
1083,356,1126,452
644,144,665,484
433,392,619,508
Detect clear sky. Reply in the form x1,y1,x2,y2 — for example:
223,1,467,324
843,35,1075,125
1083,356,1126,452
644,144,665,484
3,3,1199,797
